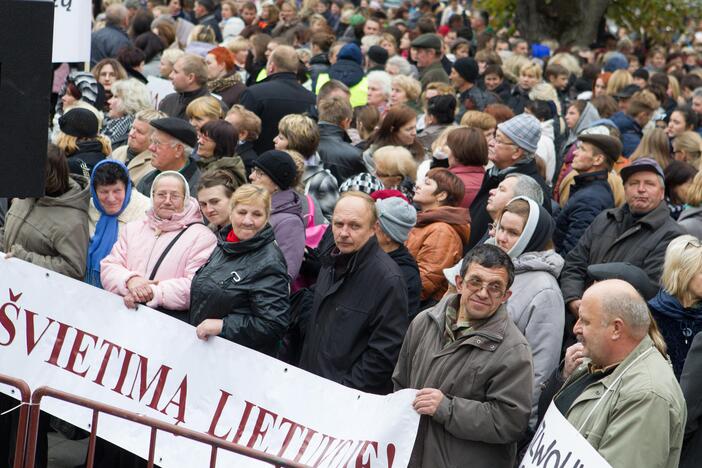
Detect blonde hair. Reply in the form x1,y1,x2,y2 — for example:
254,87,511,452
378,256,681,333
161,49,185,66
673,131,702,166
188,24,216,44
391,75,422,103
529,82,561,114
519,61,543,81
502,54,530,82
431,124,462,154
460,111,497,130
372,146,418,182
285,149,306,192
186,96,225,120
55,132,111,156
606,69,633,96
225,37,251,54
110,78,153,115
668,74,681,102
686,171,702,206
661,235,702,308
278,114,319,158
229,184,272,218
226,104,261,140
549,52,582,78
630,128,672,168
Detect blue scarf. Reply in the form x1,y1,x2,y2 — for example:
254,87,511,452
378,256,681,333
86,160,132,288
648,289,702,321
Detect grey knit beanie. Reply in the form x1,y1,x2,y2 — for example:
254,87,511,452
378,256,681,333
497,113,541,154
375,197,417,243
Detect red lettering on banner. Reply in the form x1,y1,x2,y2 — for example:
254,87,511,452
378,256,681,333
246,406,279,449
307,434,338,467
24,309,55,355
207,389,234,439
0,299,20,345
45,321,70,367
111,348,137,394
277,417,305,458
232,400,256,444
293,427,318,462
126,355,172,410
159,376,188,425
93,339,122,387
341,440,363,467
355,440,379,468
64,329,98,378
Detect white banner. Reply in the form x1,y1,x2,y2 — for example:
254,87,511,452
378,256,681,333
519,402,611,468
52,1,92,63
0,256,419,467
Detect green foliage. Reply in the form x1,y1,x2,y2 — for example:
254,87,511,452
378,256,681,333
474,0,517,31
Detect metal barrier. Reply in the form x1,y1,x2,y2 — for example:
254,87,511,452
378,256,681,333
0,373,32,468
24,386,309,468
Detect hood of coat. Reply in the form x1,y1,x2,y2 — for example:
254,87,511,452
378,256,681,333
217,222,276,255
678,206,702,222
146,195,204,233
416,206,470,243
565,102,601,148
388,244,417,269
512,249,564,278
329,59,364,88
37,174,90,211
272,189,303,218
74,140,105,156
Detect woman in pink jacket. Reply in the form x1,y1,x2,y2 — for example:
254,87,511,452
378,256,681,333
100,171,217,321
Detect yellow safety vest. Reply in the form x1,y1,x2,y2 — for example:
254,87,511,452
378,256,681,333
256,68,267,83
315,73,368,108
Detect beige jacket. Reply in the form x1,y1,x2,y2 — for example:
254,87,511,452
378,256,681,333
111,146,155,186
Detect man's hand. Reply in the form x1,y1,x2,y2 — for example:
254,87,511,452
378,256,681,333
196,319,224,341
126,276,156,303
568,299,582,317
413,388,444,416
563,343,587,380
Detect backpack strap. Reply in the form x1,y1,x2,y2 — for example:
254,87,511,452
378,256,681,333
148,223,202,281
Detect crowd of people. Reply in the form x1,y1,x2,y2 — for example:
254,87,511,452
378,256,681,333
4,0,702,467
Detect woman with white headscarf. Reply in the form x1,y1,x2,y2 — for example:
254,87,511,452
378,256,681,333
100,170,216,320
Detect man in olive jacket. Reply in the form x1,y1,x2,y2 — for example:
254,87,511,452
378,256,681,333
556,280,686,468
299,192,409,394
393,244,533,467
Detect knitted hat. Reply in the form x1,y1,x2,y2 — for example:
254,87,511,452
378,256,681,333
338,43,363,65
604,52,629,72
452,57,479,83
150,118,197,147
375,197,417,243
367,45,389,66
59,108,99,138
497,113,541,154
253,150,297,190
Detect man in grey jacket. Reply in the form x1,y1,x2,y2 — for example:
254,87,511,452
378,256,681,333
393,244,533,467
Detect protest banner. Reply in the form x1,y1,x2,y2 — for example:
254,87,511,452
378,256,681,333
0,256,420,467
519,402,611,468
52,0,91,63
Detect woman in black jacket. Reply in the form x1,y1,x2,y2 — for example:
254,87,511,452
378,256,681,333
189,184,290,356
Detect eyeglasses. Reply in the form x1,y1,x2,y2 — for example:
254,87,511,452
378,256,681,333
150,138,176,148
463,277,506,298
495,139,516,147
154,191,184,202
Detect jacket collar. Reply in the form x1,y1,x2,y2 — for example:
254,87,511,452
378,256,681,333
262,72,298,83
323,235,380,275
608,201,671,230
573,169,609,186
318,122,352,143
428,294,509,352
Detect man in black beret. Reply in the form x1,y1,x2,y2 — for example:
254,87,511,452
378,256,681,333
450,57,498,117
136,118,201,197
410,33,449,89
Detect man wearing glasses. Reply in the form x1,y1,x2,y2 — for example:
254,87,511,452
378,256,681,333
393,244,533,468
137,117,201,197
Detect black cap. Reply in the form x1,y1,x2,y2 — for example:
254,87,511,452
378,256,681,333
452,57,479,83
620,157,665,183
253,150,297,190
367,45,389,66
150,118,197,148
614,84,641,99
59,108,99,138
578,134,623,164
587,262,659,300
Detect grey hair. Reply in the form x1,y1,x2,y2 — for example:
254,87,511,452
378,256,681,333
692,87,702,99
505,173,544,205
367,70,392,98
601,293,651,337
386,56,412,76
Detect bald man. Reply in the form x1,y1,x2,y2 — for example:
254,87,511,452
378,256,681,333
554,280,686,468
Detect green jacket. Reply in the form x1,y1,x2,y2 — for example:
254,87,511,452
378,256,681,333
557,336,686,468
418,61,450,89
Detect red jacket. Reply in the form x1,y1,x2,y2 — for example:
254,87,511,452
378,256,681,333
449,164,485,209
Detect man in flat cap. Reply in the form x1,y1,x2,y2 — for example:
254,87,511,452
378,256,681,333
554,134,621,255
560,157,685,322
137,118,201,197
411,33,450,89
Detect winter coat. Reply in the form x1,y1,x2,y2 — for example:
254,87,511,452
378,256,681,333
490,80,512,107
303,153,339,222
68,140,107,178
0,175,90,280
137,158,202,198
100,199,217,318
678,206,702,239
508,85,531,114
406,206,470,302
196,13,222,42
416,124,452,154
298,237,409,394
309,53,330,92
208,72,246,108
189,224,290,356
648,289,702,379
393,297,533,468
236,141,257,175
467,157,551,251
536,119,556,183
111,147,155,186
557,168,624,208
317,122,365,185
158,87,213,120
328,59,364,88
196,155,247,189
387,245,422,320
89,190,150,237
457,85,498,113
220,16,245,41
680,332,702,468
611,111,644,157
554,170,614,256
560,202,686,304
101,114,133,149
449,164,484,209
507,250,565,427
418,61,450,89
269,189,304,280
556,336,686,468
90,24,131,67
239,72,316,154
